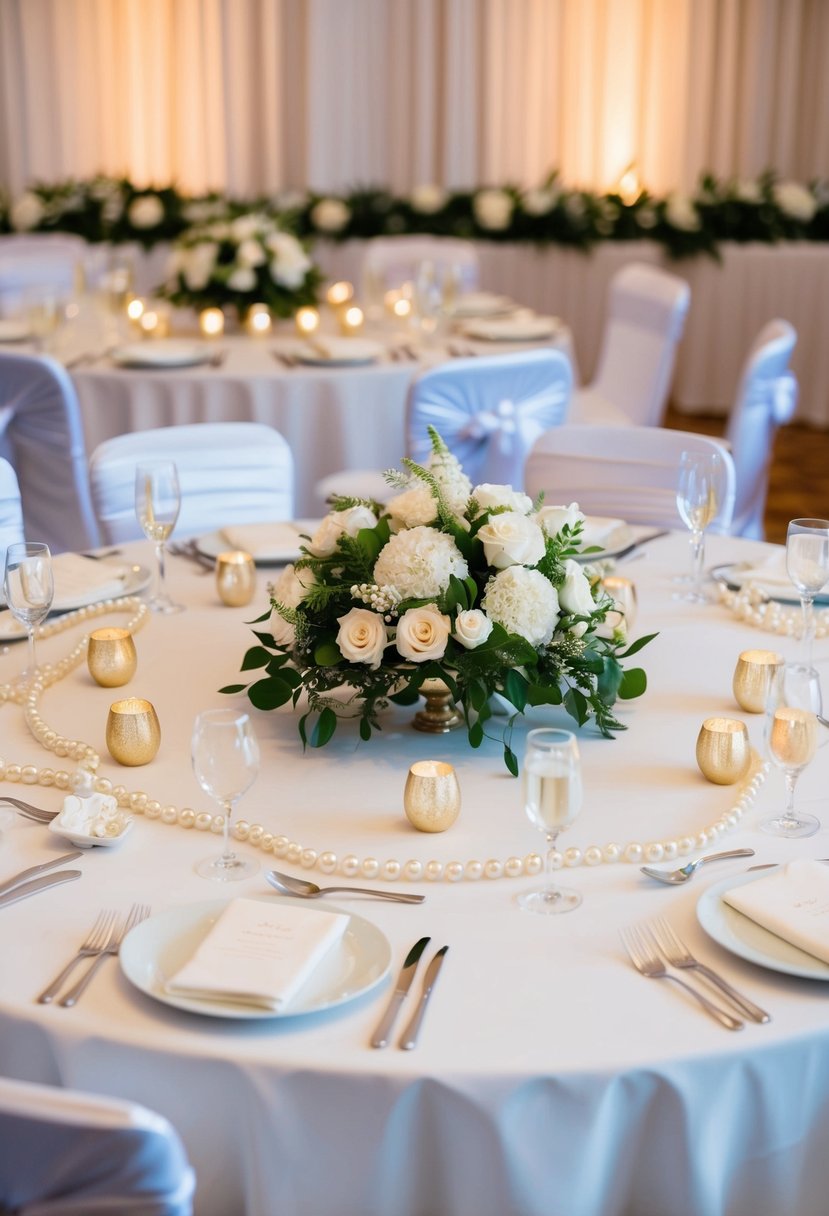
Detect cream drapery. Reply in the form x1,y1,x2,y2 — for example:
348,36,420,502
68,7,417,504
0,0,827,198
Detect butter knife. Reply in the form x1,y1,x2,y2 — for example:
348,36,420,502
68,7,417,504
0,851,83,898
370,936,431,1048
399,945,448,1050
0,870,82,908
748,858,829,871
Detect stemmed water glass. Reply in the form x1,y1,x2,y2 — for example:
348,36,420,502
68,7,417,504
674,448,729,602
786,518,829,672
3,542,54,679
518,728,583,914
191,708,260,881
135,461,183,614
761,661,821,838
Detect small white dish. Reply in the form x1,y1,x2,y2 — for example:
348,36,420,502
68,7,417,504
48,815,133,849
0,562,151,642
460,314,561,342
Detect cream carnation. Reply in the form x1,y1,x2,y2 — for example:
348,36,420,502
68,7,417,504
478,512,546,569
395,604,451,662
453,609,493,650
373,527,468,600
482,567,559,647
558,559,595,617
473,484,533,514
386,485,438,531
535,503,585,539
307,506,378,558
336,607,388,669
268,563,315,647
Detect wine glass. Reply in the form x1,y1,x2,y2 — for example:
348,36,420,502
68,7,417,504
674,448,728,602
412,260,443,341
760,661,821,838
192,708,260,881
786,518,829,671
3,542,54,679
135,461,183,614
518,728,583,914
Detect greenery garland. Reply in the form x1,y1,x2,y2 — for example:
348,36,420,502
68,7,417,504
1,169,827,262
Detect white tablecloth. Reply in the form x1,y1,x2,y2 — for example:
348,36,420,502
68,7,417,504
1,533,829,1215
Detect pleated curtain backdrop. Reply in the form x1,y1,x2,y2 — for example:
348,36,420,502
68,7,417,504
0,0,827,197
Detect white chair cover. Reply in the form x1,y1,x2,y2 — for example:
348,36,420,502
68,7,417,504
525,424,736,533
574,262,690,427
0,1075,194,1216
726,319,798,540
89,422,295,544
0,352,100,552
0,235,86,315
361,235,479,295
407,348,572,489
0,455,24,569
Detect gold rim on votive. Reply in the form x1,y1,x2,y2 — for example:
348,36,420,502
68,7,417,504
106,697,161,766
87,626,137,688
695,716,751,785
215,550,256,607
403,760,461,832
732,648,785,713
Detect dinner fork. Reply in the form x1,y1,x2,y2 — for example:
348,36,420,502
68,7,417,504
36,910,118,1004
0,795,58,822
620,924,744,1031
648,917,771,1024
58,903,150,1007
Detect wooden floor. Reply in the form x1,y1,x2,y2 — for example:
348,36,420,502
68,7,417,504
664,405,829,544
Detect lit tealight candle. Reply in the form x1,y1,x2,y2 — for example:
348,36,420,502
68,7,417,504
338,304,364,335
126,296,146,324
199,307,225,339
326,280,354,307
139,302,171,338
392,295,412,319
295,306,320,337
244,303,272,336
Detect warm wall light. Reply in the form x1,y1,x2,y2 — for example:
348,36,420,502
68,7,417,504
326,280,354,307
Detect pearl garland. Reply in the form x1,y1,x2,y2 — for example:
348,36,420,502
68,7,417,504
718,582,829,638
0,596,769,882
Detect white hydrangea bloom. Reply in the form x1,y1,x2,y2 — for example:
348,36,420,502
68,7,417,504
373,526,468,600
386,486,438,532
410,185,449,214
481,566,559,647
473,188,514,231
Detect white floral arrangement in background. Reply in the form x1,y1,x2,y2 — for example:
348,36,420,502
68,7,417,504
225,429,654,773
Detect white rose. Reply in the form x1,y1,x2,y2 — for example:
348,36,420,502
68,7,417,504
558,559,595,617
453,609,493,650
10,191,45,231
336,607,387,669
182,242,219,290
236,238,267,268
735,179,762,204
478,512,546,569
274,562,314,609
664,193,700,231
272,188,308,211
522,188,557,216
396,605,451,663
386,486,437,531
535,502,585,539
231,214,264,242
473,188,513,231
410,184,449,214
773,181,817,223
227,265,257,292
473,483,533,515
268,233,312,289
269,608,295,648
310,198,350,233
127,195,165,229
308,506,377,557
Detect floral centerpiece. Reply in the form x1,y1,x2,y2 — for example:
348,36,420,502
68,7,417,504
162,211,320,320
224,430,655,773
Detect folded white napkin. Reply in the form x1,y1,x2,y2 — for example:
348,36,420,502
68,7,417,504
722,859,829,964
165,898,349,1010
299,337,381,362
731,548,791,591
219,521,306,560
52,553,130,610
580,516,627,549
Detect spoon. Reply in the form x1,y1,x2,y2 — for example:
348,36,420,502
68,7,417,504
266,869,425,904
640,848,755,885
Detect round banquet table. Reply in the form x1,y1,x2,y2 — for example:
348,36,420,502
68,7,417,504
1,532,829,1216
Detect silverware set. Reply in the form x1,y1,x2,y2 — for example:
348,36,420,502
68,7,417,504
371,936,448,1049
37,903,151,1007
266,869,424,904
0,795,58,822
621,919,770,1030
167,540,214,572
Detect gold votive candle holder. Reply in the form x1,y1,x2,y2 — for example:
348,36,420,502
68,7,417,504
295,306,320,337
199,307,225,338
600,575,638,632
695,717,751,785
216,550,256,607
326,280,354,307
106,698,161,766
87,627,137,688
244,303,272,336
733,649,785,713
404,760,461,832
337,304,364,335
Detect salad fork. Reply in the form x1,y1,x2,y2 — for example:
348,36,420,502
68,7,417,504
648,917,771,1024
0,795,58,823
37,909,117,1004
59,903,151,1007
620,924,744,1031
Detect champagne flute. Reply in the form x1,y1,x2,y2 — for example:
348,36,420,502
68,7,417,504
760,662,821,838
518,728,583,914
3,542,53,680
135,461,183,614
786,518,829,671
674,448,727,602
192,708,260,881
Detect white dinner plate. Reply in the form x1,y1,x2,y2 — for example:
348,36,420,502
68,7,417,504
0,320,30,343
292,339,384,367
460,314,561,342
0,562,151,641
119,897,392,1019
710,562,829,606
195,521,319,566
697,869,829,981
452,292,515,319
111,341,213,369
572,518,635,562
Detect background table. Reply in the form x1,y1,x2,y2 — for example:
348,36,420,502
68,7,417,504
1,532,829,1215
